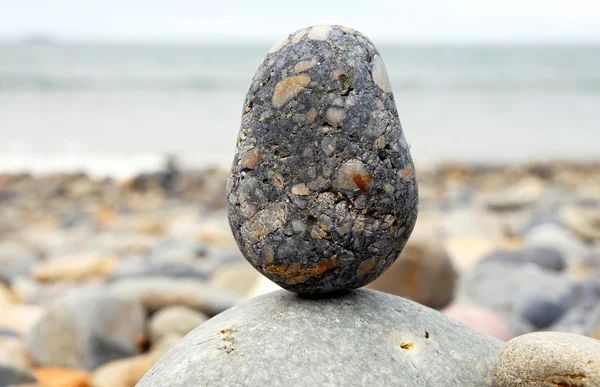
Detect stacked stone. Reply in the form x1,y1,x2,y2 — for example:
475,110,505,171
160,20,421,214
225,24,418,294
137,25,506,387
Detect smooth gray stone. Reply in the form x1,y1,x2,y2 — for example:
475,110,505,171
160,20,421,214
138,289,502,387
0,364,36,385
515,293,568,329
477,246,565,272
460,262,574,321
27,288,146,370
107,257,211,282
109,277,240,316
584,303,600,338
493,332,600,386
150,238,208,262
524,224,587,265
227,24,418,294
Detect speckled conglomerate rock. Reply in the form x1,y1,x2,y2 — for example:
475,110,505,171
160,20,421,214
227,25,418,294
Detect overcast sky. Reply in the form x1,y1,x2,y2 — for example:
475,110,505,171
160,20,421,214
1,0,599,44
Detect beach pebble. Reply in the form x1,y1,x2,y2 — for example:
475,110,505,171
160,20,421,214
0,304,43,337
584,303,600,339
524,224,587,265
227,25,418,294
92,352,162,387
0,337,32,370
477,246,566,272
550,306,588,335
0,241,38,282
109,277,240,316
459,262,574,325
32,251,118,282
366,236,457,309
208,263,261,296
27,289,146,370
515,293,569,329
0,283,17,305
107,257,211,282
562,206,600,242
493,332,600,386
149,237,208,263
442,304,515,341
0,364,37,386
483,191,536,212
138,289,501,386
149,306,207,344
32,367,91,387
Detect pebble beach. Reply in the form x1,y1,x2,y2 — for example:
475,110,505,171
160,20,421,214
1,160,600,385
1,17,600,386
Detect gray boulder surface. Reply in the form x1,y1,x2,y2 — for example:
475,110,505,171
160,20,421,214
138,289,502,387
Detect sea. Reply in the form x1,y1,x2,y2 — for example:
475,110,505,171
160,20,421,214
0,43,599,179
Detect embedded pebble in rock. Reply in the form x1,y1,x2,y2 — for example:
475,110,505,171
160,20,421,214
493,332,600,386
227,25,418,294
138,289,501,386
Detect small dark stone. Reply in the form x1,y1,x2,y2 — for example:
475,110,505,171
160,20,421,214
227,25,418,294
0,329,20,338
0,364,37,386
516,293,567,329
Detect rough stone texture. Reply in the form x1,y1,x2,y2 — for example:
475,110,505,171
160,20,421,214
227,25,418,294
493,332,600,386
109,277,240,316
365,236,457,309
27,289,146,370
0,364,37,386
149,306,207,344
138,289,501,387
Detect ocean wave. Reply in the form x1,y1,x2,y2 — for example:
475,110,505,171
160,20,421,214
0,75,246,92
1,75,599,93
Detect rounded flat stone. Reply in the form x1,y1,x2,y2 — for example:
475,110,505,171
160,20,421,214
137,289,502,387
227,25,418,294
493,332,600,386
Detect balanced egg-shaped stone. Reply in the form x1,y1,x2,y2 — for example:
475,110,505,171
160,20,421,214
227,25,418,294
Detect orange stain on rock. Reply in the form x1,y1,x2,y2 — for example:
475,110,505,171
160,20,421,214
265,258,339,284
352,174,372,194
